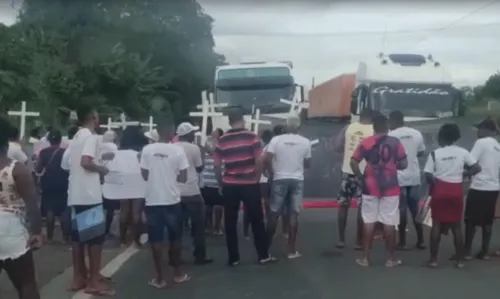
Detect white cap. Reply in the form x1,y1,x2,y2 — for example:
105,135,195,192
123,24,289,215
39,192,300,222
144,130,159,142
102,130,116,142
176,122,199,136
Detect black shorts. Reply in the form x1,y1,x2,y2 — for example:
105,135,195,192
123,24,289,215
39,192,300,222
41,192,68,217
338,173,361,207
70,204,106,245
465,189,499,226
201,187,224,206
103,198,120,211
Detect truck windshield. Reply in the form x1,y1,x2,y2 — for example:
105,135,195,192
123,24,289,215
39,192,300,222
215,86,294,114
369,83,456,118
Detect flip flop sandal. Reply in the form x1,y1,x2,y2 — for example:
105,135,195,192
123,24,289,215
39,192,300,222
385,259,402,268
356,258,370,267
84,287,116,297
396,245,408,251
259,255,278,265
173,274,191,284
456,262,465,269
148,279,168,289
287,252,302,259
425,261,438,268
67,284,86,292
100,276,115,284
335,242,346,249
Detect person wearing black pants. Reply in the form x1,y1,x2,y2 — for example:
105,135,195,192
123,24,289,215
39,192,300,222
214,109,276,266
223,184,269,264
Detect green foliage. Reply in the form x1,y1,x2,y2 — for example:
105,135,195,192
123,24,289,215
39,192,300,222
0,0,224,127
483,72,500,100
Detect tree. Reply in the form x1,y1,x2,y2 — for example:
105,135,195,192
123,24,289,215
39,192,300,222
483,72,500,100
0,0,224,127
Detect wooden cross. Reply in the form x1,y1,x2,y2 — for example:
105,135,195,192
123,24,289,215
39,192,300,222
7,101,40,139
100,117,120,131
189,97,223,143
280,96,307,115
196,91,227,113
113,112,140,129
310,139,319,146
248,108,271,134
141,116,156,131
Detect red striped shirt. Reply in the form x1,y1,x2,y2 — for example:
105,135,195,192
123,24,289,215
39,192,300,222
214,128,262,184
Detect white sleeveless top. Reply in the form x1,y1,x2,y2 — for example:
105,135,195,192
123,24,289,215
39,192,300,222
102,150,146,200
0,160,29,261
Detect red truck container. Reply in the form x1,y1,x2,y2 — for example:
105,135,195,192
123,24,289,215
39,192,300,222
307,73,355,119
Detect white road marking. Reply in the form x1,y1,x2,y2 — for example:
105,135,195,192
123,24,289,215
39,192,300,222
71,245,140,299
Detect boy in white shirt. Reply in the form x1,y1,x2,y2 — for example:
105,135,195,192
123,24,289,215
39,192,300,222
66,106,113,296
464,119,500,259
388,111,426,250
140,119,190,288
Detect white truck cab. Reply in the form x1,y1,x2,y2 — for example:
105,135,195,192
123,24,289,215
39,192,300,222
351,53,460,122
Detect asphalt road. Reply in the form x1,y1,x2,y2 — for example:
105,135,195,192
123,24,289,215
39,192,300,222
90,210,500,299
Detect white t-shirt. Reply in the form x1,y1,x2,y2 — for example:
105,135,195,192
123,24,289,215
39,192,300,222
470,137,500,191
259,145,269,183
102,149,146,199
389,126,425,186
175,142,203,196
140,143,189,206
267,133,312,181
424,145,476,184
67,128,103,206
7,142,28,163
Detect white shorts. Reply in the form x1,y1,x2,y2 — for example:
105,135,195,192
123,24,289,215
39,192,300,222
361,195,400,226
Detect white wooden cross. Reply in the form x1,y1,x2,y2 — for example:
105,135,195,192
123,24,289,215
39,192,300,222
113,112,140,129
189,97,223,143
280,97,308,116
8,101,40,139
196,92,227,113
100,117,120,131
248,108,271,134
141,116,156,131
310,139,319,146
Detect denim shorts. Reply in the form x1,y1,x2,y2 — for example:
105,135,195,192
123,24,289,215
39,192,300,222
145,203,182,243
270,179,304,214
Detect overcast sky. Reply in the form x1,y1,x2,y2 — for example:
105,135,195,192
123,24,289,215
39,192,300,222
202,1,500,87
1,1,499,87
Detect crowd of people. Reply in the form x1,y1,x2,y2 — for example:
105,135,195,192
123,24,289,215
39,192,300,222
1,104,500,298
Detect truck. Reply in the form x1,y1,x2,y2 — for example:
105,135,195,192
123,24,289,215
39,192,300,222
308,53,462,122
210,60,304,131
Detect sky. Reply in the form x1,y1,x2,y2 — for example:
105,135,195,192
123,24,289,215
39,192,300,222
1,1,499,87
201,1,500,87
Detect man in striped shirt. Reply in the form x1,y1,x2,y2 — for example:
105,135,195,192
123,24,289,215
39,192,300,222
214,109,275,266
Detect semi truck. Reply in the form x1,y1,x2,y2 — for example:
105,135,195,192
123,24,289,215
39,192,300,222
211,60,304,131
308,53,462,122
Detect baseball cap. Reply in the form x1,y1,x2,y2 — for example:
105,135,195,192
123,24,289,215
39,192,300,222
475,118,498,132
144,129,159,142
176,122,199,136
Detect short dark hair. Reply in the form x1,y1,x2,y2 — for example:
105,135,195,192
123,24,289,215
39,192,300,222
76,105,95,123
261,129,273,144
373,114,388,133
228,109,244,125
67,126,79,139
157,118,174,137
8,126,19,141
360,108,373,121
0,118,11,151
215,128,224,137
438,123,461,146
389,110,404,124
120,126,148,151
47,129,62,145
273,124,286,136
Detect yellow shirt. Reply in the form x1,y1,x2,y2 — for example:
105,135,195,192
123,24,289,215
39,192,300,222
341,122,374,174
